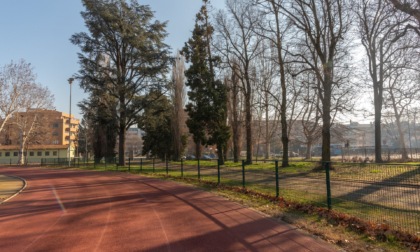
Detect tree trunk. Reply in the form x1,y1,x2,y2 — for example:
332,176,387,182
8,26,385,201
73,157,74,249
271,0,289,167
321,67,332,163
231,73,241,163
305,141,312,160
280,107,289,166
395,114,409,161
118,99,126,165
217,142,225,165
195,140,201,160
265,130,270,160
18,133,26,165
374,104,383,163
265,94,270,160
245,92,253,164
118,125,126,166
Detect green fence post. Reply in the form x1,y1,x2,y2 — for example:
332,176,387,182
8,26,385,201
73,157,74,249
325,161,332,210
198,158,201,181
242,160,245,188
166,158,169,175
140,158,143,173
152,158,155,173
217,159,221,185
181,158,184,178
275,160,279,198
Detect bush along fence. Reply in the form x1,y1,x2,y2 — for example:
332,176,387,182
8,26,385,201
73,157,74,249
41,157,420,239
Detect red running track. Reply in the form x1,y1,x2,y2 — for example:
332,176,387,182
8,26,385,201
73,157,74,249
0,167,337,252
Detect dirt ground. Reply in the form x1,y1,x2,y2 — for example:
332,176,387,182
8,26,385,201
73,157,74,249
0,175,25,202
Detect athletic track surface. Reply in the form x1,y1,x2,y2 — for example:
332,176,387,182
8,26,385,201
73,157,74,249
0,167,337,251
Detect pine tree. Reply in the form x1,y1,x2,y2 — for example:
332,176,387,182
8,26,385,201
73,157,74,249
71,0,170,165
182,0,230,164
138,90,173,160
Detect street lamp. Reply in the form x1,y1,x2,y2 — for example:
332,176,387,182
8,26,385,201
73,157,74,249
68,77,74,166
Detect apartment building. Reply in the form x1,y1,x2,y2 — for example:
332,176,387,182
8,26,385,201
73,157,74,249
0,109,79,164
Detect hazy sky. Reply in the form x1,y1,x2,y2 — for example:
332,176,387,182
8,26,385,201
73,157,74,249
0,0,225,120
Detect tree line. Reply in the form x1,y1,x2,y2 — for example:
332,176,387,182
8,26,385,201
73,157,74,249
73,0,420,166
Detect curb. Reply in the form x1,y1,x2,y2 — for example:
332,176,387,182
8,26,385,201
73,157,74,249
0,175,27,204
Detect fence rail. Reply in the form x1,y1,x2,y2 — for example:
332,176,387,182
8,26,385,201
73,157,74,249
40,157,420,237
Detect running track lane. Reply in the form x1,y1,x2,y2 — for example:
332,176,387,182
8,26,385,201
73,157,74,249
0,167,338,252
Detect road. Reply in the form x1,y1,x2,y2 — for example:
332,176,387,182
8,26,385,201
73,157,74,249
0,167,337,251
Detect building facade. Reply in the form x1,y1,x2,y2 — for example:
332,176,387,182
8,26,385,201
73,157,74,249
0,109,79,164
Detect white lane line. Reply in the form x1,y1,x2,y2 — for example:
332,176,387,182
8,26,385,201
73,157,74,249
51,185,67,213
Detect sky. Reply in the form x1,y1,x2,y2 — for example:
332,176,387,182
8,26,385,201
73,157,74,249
0,0,225,120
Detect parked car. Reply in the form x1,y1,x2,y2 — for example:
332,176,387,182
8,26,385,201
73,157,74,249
201,154,212,160
272,151,299,158
289,151,299,157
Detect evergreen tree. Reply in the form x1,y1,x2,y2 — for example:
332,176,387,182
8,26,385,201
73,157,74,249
138,90,173,160
71,0,170,165
182,0,230,164
79,85,118,163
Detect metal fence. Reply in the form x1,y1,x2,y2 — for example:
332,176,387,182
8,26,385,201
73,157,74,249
40,158,420,237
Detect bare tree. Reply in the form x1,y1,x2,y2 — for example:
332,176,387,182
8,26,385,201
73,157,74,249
0,60,54,165
0,59,54,135
214,0,264,164
14,111,49,165
384,62,420,161
253,0,292,166
226,62,244,162
283,0,353,163
256,48,281,160
356,0,412,162
388,0,420,35
300,76,322,159
170,52,187,161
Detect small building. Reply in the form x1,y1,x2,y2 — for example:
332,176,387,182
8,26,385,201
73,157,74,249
0,109,79,164
0,145,70,164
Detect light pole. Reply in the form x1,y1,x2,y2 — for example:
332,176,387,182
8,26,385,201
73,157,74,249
68,78,74,166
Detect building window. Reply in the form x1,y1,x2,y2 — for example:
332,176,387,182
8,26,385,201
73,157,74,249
30,152,34,156
5,152,10,157
37,151,42,156
52,132,59,136
53,151,57,156
13,152,18,156
52,123,59,128
0,152,2,157
52,140,59,144
45,151,50,156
